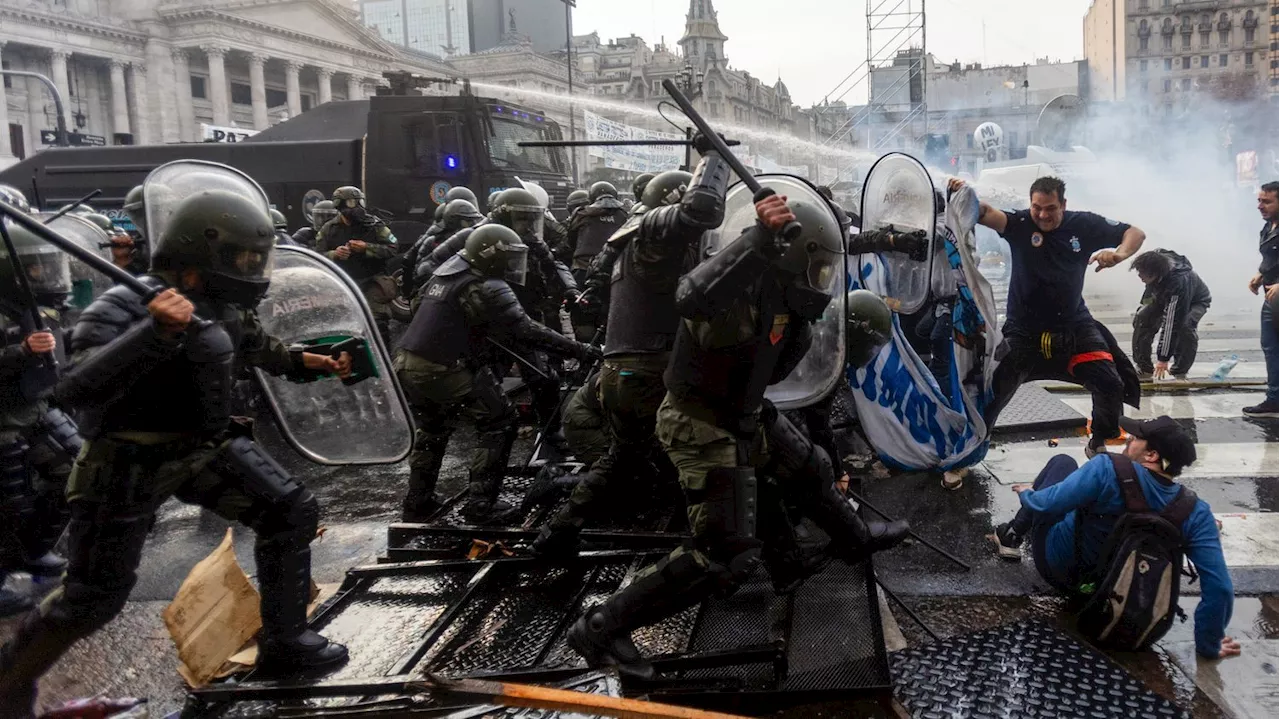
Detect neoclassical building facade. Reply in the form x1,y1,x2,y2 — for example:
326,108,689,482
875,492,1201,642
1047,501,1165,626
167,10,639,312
0,0,454,163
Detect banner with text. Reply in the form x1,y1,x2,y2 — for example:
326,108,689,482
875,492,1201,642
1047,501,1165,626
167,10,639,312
582,110,684,173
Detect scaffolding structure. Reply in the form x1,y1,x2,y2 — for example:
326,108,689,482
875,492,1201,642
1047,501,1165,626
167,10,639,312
822,0,927,152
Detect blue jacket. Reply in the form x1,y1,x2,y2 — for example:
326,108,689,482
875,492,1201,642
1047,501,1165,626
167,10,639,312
1020,455,1232,658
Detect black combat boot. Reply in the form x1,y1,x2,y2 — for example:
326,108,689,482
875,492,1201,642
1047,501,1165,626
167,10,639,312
815,493,910,563
254,540,347,674
461,425,519,525
21,552,66,578
568,550,724,681
401,432,449,523
529,523,581,560
0,574,32,619
762,542,833,595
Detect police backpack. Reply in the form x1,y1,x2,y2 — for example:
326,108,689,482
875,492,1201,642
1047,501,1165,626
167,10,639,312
1075,454,1198,651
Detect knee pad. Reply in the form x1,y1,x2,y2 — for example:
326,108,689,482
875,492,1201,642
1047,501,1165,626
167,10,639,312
209,437,315,538
700,466,759,541
35,408,83,465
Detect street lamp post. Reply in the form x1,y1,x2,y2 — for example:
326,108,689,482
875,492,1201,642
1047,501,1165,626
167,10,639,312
559,0,579,186
675,62,704,169
2,70,68,147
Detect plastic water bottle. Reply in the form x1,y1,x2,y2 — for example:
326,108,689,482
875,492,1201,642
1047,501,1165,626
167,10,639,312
1211,354,1240,381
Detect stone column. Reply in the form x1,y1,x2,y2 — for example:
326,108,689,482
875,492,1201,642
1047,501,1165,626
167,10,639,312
145,35,179,143
316,67,333,105
129,64,149,144
0,43,11,158
49,49,72,132
172,48,195,141
346,74,362,101
248,53,269,130
284,60,302,117
202,45,230,126
108,59,130,140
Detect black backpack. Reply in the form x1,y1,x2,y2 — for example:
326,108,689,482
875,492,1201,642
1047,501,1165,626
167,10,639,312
1075,454,1199,651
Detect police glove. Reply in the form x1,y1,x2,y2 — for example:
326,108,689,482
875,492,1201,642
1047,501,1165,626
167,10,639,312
577,343,604,363
691,132,724,156
886,225,929,261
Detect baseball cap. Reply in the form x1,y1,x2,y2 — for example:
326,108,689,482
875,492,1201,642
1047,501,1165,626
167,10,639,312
1119,416,1197,476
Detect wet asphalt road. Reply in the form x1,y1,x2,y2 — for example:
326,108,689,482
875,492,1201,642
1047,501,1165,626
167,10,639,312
2,280,1277,717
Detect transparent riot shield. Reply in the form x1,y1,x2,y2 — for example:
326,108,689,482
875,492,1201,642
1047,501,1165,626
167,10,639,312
35,213,114,309
253,246,414,465
702,174,847,410
858,152,936,315
143,159,271,245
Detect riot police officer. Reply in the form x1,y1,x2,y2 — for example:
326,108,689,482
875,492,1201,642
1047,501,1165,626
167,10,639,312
395,224,599,524
270,209,295,246
417,188,579,446
80,212,144,274
566,192,910,680
630,173,654,212
291,200,336,250
315,186,398,338
532,166,705,558
403,199,485,305
0,173,356,712
0,222,81,618
566,182,628,278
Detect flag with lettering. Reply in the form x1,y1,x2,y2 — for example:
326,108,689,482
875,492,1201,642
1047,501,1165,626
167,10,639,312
845,184,1003,470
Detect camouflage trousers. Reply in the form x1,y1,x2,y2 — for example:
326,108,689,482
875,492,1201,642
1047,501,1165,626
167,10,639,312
359,275,399,338
560,376,609,468
640,395,798,581
548,356,675,533
393,351,516,510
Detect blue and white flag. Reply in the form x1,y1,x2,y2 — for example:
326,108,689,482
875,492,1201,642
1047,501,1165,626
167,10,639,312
846,184,1003,471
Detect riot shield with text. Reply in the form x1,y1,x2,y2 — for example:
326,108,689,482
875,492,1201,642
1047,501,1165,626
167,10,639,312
858,152,936,315
35,213,114,309
254,246,414,465
702,174,847,410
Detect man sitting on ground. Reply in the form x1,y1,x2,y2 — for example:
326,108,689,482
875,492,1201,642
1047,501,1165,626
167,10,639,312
992,416,1237,659
1130,249,1212,382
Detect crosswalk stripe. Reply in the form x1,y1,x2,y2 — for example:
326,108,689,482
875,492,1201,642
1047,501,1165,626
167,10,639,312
981,441,1278,485
1058,393,1265,420
1216,513,1279,568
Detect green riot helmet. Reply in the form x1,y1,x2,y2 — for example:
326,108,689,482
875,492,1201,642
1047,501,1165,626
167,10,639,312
151,189,276,307
845,289,892,368
492,187,544,241
310,200,337,230
588,181,617,202
631,173,655,202
460,224,529,286
0,184,30,214
487,190,503,213
444,186,478,206
565,189,589,214
81,212,116,234
774,196,845,321
0,218,70,300
443,198,485,230
269,208,289,231
641,170,692,209
123,185,146,236
433,203,447,223
332,185,367,222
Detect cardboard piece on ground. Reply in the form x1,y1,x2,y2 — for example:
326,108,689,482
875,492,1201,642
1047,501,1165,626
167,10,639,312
218,582,338,677
163,529,262,688
1166,639,1280,719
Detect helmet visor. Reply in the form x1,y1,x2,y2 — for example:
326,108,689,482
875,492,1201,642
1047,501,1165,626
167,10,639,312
503,244,529,286
505,206,544,242
338,197,366,210
215,239,274,283
144,160,271,245
806,248,841,294
16,245,71,295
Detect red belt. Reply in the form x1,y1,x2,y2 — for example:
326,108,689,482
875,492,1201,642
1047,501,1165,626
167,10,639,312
1067,350,1114,375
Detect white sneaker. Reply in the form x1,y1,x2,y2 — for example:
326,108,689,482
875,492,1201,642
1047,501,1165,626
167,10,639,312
941,467,969,491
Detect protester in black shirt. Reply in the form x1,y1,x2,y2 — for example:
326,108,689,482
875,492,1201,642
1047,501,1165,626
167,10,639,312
956,176,1147,457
